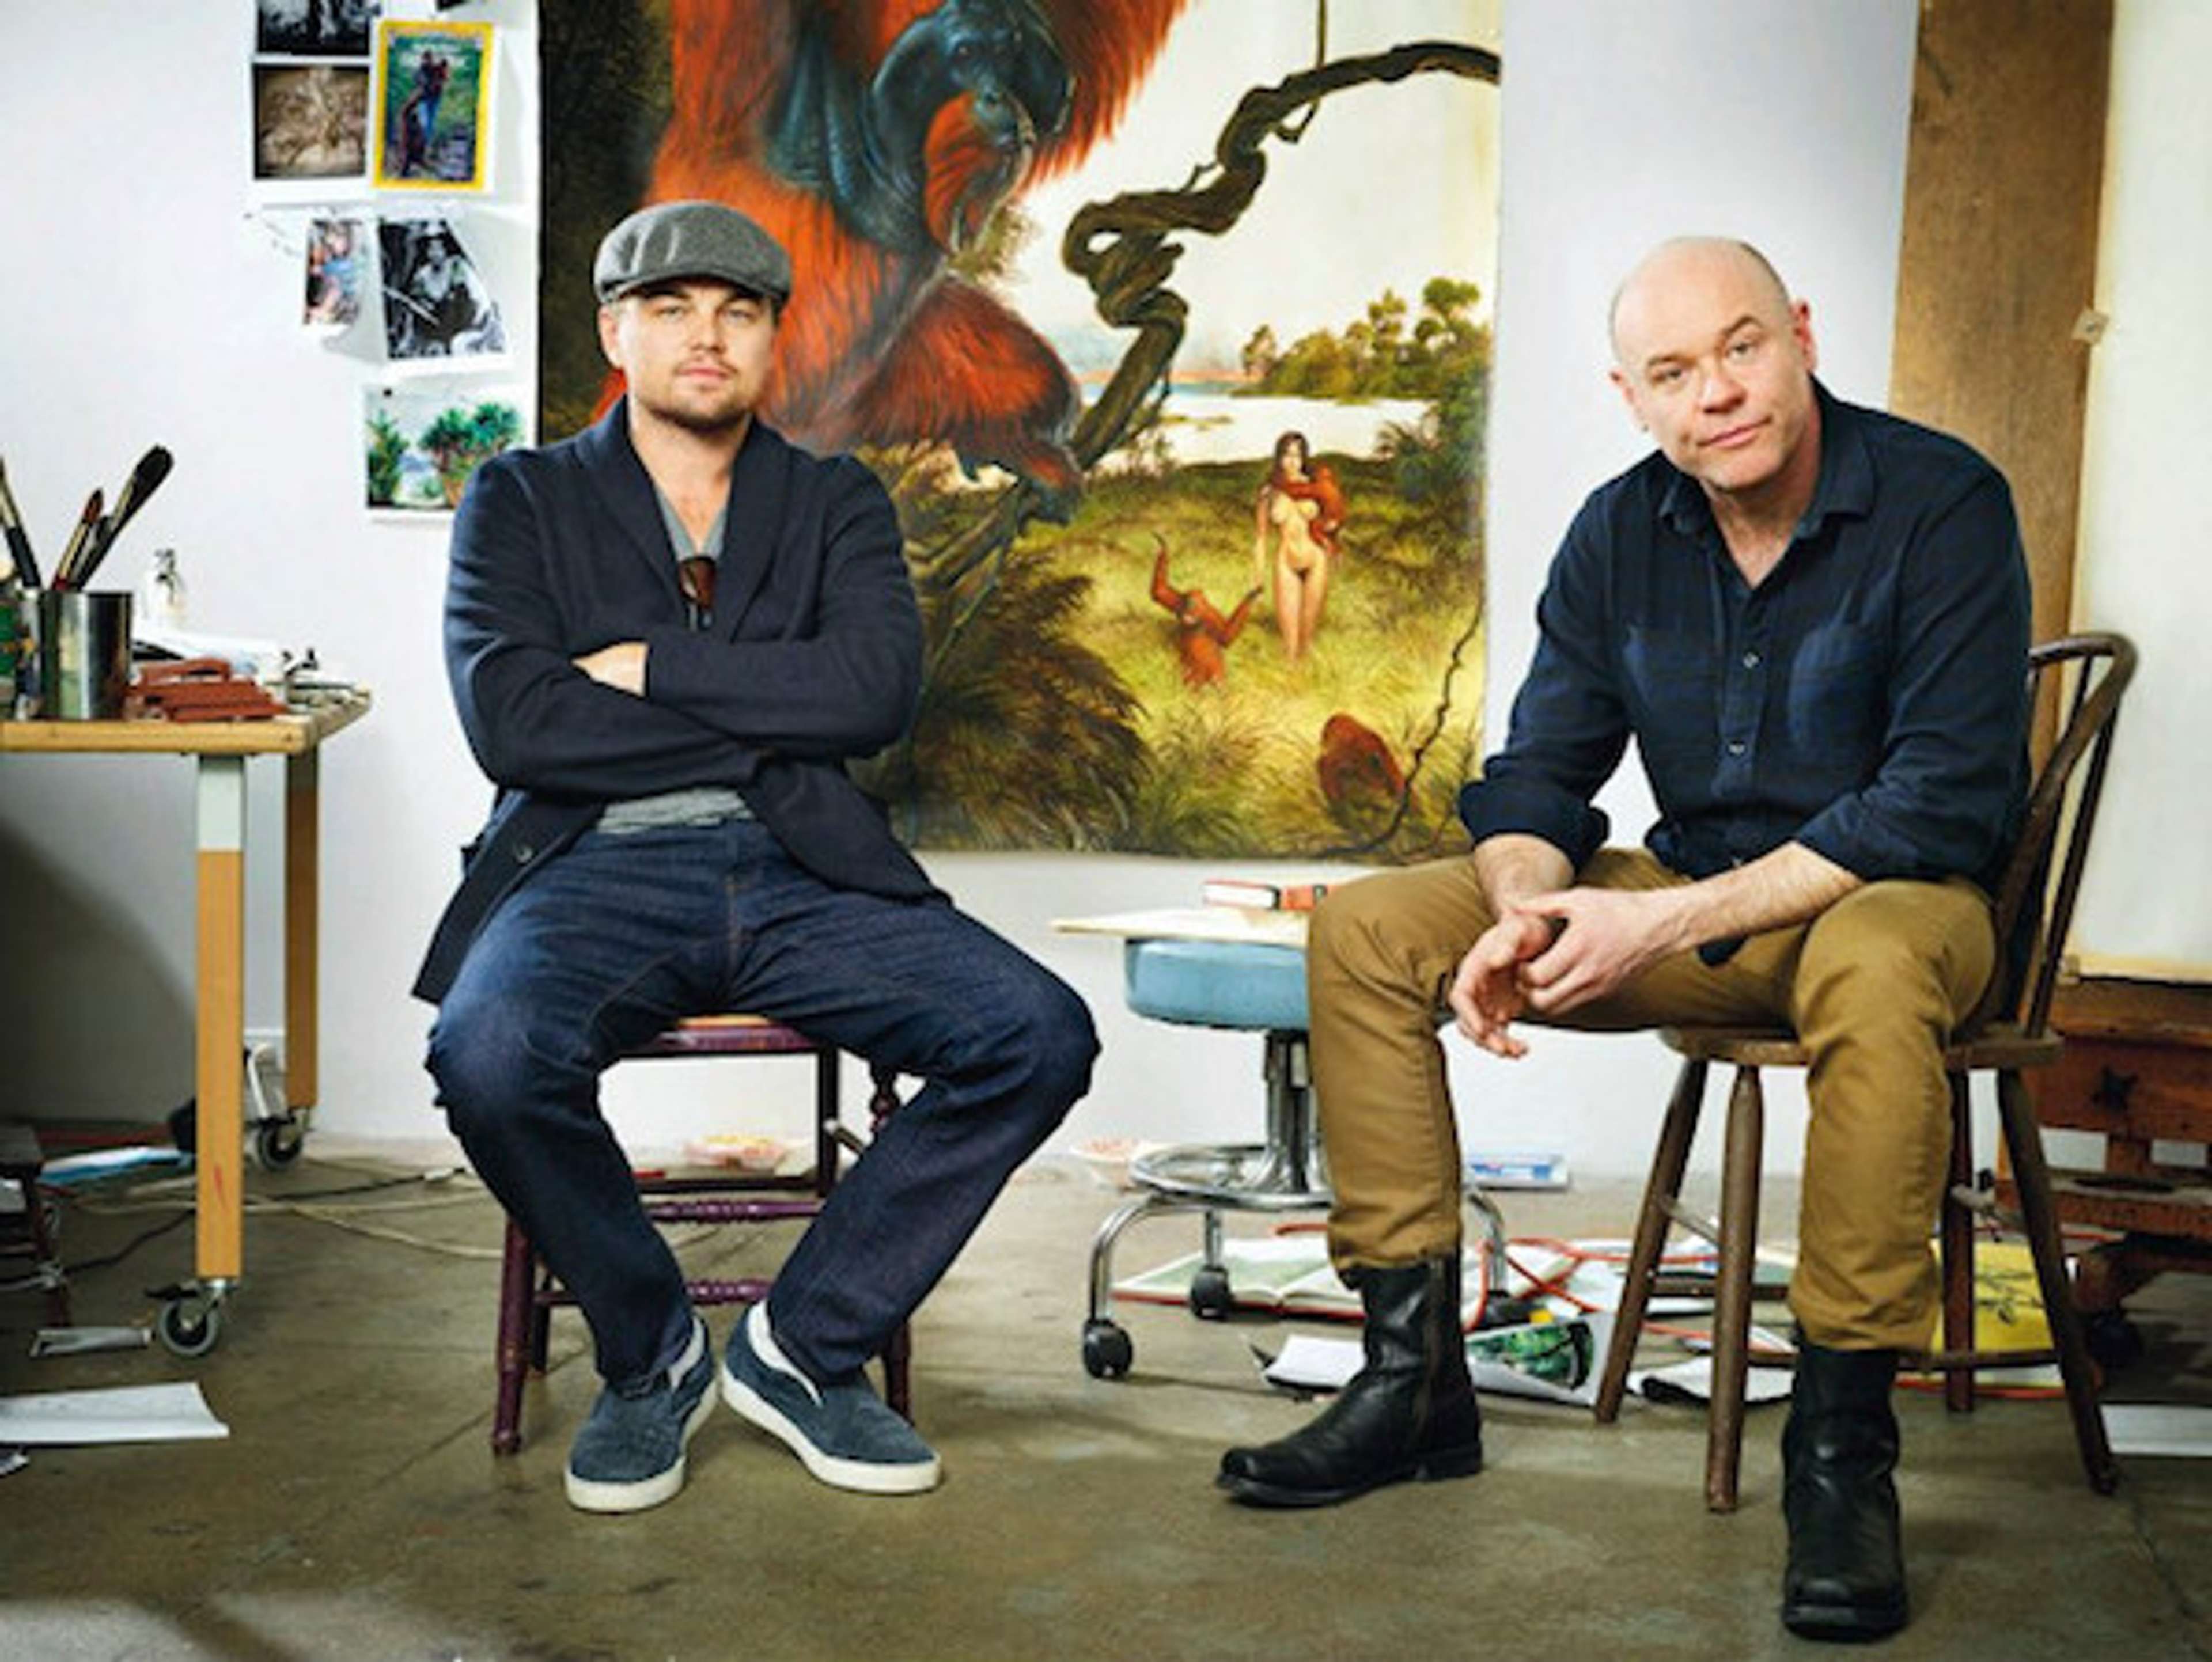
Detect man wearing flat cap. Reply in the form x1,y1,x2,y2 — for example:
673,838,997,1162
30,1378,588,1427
416,200,1097,1513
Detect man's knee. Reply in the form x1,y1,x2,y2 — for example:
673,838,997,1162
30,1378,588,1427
1011,969,1100,1108
425,982,594,1138
1309,869,1433,988
1794,884,1991,1038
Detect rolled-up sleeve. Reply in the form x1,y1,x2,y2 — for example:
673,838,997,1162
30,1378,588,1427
1457,506,1625,868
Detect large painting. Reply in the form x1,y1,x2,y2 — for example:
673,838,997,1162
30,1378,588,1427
541,0,1500,860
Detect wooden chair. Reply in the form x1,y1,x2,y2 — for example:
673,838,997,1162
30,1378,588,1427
1593,633,2136,1511
490,1015,909,1454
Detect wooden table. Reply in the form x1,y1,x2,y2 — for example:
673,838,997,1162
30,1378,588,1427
0,688,371,1353
2027,976,2212,1325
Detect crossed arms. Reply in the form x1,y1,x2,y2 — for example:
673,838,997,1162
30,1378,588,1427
445,450,921,802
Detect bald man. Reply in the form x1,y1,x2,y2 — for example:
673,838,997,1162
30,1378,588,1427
1215,238,2031,1644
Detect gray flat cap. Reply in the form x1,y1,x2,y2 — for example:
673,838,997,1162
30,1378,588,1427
593,200,792,305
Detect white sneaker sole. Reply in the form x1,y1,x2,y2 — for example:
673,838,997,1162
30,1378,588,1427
563,1381,718,1515
721,1363,941,1495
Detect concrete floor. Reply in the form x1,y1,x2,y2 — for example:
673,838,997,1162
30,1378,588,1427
3,1148,2207,1662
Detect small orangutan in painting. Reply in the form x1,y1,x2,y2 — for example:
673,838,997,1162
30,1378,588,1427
1150,540,1260,689
1316,712,1405,829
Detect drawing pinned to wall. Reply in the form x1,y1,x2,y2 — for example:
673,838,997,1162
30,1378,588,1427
372,18,492,191
257,0,378,58
539,1,1500,860
253,63,369,181
364,382,524,514
377,218,504,360
304,217,367,326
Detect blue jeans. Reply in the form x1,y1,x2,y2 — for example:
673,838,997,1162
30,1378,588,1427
426,820,1096,1390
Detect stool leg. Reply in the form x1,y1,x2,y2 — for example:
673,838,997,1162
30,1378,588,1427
1940,1070,1977,1413
1705,1064,1764,1514
26,1182,71,1328
813,1045,841,1198
1998,1068,2118,1495
493,1217,536,1455
1086,1190,1190,1324
1263,1032,1316,1192
1596,1057,1707,1422
883,1322,913,1421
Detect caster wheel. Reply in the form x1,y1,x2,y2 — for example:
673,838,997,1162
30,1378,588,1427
1189,1265,1234,1321
158,1297,222,1359
254,1115,305,1170
2084,1310,2143,1371
1082,1319,1133,1379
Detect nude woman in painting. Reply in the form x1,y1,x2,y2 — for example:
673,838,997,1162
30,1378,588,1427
1253,431,1347,662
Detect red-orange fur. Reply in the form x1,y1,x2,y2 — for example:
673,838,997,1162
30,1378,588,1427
600,0,1186,491
1317,713,1405,818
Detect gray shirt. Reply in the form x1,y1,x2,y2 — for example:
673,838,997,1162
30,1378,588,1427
596,484,753,834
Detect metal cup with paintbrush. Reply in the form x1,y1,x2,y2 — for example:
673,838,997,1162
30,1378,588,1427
40,446,176,719
52,444,173,591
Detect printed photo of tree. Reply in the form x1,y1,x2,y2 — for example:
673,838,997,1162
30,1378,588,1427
365,384,523,514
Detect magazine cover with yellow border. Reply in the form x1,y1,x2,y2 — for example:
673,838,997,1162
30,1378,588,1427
372,18,493,192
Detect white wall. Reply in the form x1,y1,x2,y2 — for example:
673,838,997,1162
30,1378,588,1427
2069,0,2212,979
0,0,1921,1177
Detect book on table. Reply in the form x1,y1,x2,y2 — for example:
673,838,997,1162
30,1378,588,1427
1200,878,1331,912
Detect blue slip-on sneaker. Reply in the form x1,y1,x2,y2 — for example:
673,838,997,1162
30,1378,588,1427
721,1301,941,1495
564,1314,717,1513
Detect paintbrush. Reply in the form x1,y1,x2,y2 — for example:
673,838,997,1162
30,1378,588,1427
69,445,174,591
0,456,40,590
51,489,104,591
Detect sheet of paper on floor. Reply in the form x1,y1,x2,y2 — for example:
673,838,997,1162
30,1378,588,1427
2101,1403,2212,1458
1633,1334,1797,1406
0,1382,230,1445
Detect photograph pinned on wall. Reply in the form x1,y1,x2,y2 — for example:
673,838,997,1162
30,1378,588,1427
371,18,493,191
252,62,369,180
256,0,378,58
304,217,368,327
377,217,505,361
364,382,525,515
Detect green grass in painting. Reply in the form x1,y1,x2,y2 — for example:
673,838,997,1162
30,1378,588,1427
891,453,1486,862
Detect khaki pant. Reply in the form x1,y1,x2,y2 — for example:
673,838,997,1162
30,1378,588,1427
1307,849,1995,1351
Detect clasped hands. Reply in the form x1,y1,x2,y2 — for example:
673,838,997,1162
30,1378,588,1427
1446,886,1686,1060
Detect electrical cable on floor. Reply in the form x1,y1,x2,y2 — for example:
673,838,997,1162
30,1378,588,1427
55,1159,775,1266
59,1209,194,1277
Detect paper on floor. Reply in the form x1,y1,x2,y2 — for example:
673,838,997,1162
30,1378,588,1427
2102,1403,2212,1458
1263,1312,1618,1408
0,1382,229,1445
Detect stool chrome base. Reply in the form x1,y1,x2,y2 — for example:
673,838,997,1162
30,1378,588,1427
1080,1031,1508,1380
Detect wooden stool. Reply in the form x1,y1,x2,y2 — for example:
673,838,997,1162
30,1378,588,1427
490,1016,908,1455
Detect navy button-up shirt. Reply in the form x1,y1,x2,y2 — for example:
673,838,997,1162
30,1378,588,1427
1459,384,2031,900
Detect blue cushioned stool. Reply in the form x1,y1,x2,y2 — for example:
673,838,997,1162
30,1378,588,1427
1081,937,1505,1380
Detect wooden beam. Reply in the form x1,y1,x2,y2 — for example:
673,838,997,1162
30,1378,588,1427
1889,0,2114,650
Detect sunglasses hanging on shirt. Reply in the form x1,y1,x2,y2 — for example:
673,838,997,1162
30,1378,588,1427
677,555,716,629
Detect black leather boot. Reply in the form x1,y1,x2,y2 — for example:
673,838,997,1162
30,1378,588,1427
1781,1341,1908,1641
1217,1256,1483,1507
